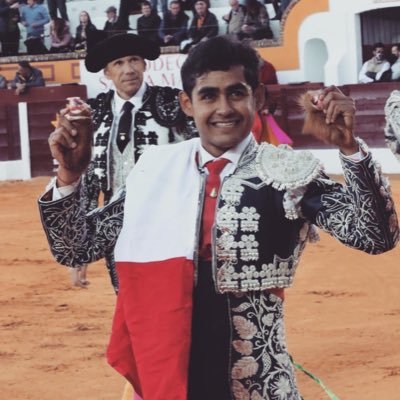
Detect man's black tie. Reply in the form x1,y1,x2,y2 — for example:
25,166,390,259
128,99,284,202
117,101,134,153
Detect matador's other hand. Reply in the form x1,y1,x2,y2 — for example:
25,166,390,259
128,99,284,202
300,85,358,155
48,100,93,185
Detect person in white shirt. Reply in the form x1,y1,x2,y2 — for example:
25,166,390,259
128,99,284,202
359,42,391,83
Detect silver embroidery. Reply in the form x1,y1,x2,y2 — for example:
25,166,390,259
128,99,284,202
239,207,260,232
216,205,239,234
255,143,323,191
230,291,301,400
221,178,245,205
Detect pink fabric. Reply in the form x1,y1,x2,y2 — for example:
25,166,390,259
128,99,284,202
265,114,293,145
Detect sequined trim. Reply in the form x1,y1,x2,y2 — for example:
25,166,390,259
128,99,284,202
255,143,323,190
230,291,301,400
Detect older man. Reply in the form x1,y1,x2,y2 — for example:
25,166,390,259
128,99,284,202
67,33,196,290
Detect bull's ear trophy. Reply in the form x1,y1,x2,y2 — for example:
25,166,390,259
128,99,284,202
299,90,347,146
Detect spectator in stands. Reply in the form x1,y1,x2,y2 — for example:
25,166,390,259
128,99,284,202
391,43,400,81
0,0,20,56
103,5,125,36
137,1,161,45
46,0,68,22
0,72,6,88
388,43,399,65
49,16,72,52
20,0,50,41
358,42,391,83
10,61,45,95
181,0,218,53
74,10,97,51
238,0,273,40
158,0,188,46
222,0,246,38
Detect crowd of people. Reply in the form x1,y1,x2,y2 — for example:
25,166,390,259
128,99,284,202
0,0,295,57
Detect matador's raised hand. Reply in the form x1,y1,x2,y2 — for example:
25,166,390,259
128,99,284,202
48,97,93,186
300,85,359,155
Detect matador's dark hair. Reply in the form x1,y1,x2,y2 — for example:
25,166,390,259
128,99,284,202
180,35,260,98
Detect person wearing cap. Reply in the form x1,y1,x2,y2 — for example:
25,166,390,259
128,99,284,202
103,5,125,36
76,33,196,292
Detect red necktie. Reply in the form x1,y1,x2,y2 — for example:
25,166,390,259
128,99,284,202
199,158,230,260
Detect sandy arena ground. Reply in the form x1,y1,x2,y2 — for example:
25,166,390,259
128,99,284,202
1,176,400,400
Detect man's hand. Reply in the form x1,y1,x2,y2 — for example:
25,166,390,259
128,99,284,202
15,82,26,95
300,85,358,155
48,107,93,186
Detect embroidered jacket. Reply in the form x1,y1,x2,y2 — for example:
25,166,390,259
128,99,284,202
40,136,398,277
38,137,398,400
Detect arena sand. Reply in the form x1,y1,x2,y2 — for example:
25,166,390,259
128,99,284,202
1,176,400,400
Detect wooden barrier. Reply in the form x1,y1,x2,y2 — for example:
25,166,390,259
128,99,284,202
0,84,87,177
0,81,397,178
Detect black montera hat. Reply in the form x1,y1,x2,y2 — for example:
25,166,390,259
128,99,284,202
85,33,161,73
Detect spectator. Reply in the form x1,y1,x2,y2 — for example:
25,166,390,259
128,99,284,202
239,0,273,41
103,5,125,36
391,43,400,81
158,0,188,46
137,1,161,45
358,42,391,83
49,16,72,52
0,0,20,56
46,0,68,21
0,72,6,88
388,43,399,65
10,61,45,95
222,0,246,38
74,10,97,51
20,0,50,39
181,0,218,53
